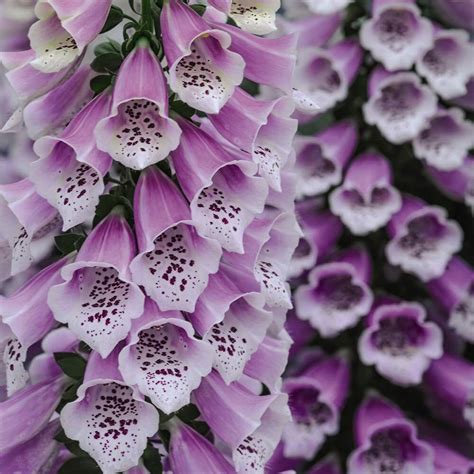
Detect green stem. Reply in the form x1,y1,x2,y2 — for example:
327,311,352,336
141,0,154,33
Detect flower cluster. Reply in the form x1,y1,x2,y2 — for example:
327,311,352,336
0,1,301,472
270,0,474,472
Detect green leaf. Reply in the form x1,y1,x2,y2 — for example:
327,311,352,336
94,39,121,57
170,99,196,119
100,5,124,33
190,4,206,16
177,403,200,422
93,193,133,226
55,233,85,255
90,53,123,73
90,75,112,95
54,352,87,380
58,457,102,474
143,443,163,474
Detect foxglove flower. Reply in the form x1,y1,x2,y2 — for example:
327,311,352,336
60,350,159,473
193,370,290,472
212,21,297,93
0,376,64,461
282,353,349,460
432,0,474,32
360,0,433,71
243,328,292,392
424,353,474,429
290,199,343,278
28,0,112,72
167,418,235,474
171,118,268,253
48,212,145,358
278,11,341,49
413,107,474,171
348,396,434,473
118,298,213,414
295,247,373,337
208,87,297,191
364,67,438,144
0,178,57,281
293,120,358,198
22,65,94,140
224,211,300,313
130,166,221,312
209,0,280,35
95,40,182,170
329,152,402,236
427,155,474,210
160,0,245,113
386,195,462,281
416,27,474,100
0,256,69,395
359,298,443,385
283,0,353,16
293,39,363,114
427,257,474,343
31,92,112,230
0,419,61,474
450,77,474,111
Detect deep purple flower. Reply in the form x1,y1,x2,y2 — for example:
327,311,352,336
348,396,434,473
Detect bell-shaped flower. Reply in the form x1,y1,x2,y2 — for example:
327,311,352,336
0,48,80,131
208,88,297,191
450,77,474,111
329,152,402,236
431,0,474,32
160,0,244,113
23,65,94,140
0,256,69,396
118,298,213,414
385,195,462,281
416,27,474,100
211,20,297,93
0,178,58,281
277,8,341,50
427,155,474,210
0,376,64,456
0,419,61,474
290,199,343,278
295,247,373,337
348,396,434,473
244,328,292,392
193,370,290,473
48,212,145,358
28,0,112,73
364,67,438,144
413,107,474,171
1,334,29,397
360,0,433,71
293,38,363,114
423,353,474,429
60,350,160,473
282,353,349,460
95,40,181,170
224,211,300,312
167,418,236,474
293,120,358,198
293,0,353,15
171,119,268,253
209,0,280,35
427,257,474,343
130,166,221,312
30,92,112,230
359,298,443,386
